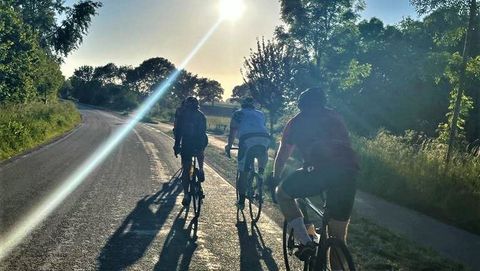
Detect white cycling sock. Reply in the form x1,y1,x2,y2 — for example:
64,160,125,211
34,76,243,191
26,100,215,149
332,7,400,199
288,217,311,245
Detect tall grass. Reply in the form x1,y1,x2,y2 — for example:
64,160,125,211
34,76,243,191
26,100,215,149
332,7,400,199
354,130,480,234
0,101,81,160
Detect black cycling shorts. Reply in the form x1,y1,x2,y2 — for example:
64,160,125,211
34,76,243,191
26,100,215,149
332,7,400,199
279,166,357,221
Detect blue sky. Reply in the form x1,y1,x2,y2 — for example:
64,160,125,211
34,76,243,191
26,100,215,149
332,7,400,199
361,0,418,25
62,0,418,97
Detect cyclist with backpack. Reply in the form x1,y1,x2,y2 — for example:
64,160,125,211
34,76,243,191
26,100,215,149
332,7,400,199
271,88,359,260
173,97,208,207
225,97,270,210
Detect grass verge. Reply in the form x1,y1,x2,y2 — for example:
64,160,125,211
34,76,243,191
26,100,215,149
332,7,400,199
0,101,81,161
354,131,480,235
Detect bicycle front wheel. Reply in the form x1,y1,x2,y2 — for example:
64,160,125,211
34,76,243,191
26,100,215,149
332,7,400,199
319,238,355,271
248,174,263,223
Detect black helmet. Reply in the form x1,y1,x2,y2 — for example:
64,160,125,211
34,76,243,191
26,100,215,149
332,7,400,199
241,97,255,109
298,87,326,111
184,96,199,109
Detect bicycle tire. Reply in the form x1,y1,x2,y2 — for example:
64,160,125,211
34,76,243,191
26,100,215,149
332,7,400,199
248,174,263,223
318,238,355,271
192,181,202,218
283,220,311,271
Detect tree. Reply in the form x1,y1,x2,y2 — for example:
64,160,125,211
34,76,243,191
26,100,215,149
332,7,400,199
93,63,121,86
172,71,197,101
0,4,62,104
277,0,364,65
242,38,299,134
126,57,175,97
411,0,480,160
196,78,224,106
230,83,250,103
7,0,102,57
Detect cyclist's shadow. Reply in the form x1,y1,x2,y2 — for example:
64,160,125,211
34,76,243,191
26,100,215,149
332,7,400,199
236,213,279,271
97,170,182,271
153,207,198,270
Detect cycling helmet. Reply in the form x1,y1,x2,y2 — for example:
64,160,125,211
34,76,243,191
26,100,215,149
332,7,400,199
184,96,199,109
241,97,255,109
298,87,326,111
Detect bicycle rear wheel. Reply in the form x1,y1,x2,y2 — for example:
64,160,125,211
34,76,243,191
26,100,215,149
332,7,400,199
320,238,355,271
191,180,203,218
248,173,263,223
283,220,312,271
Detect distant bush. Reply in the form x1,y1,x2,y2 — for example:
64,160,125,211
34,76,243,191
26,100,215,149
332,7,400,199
0,101,81,160
354,130,480,234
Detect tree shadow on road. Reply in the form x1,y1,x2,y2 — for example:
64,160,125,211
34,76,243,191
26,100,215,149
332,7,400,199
97,170,182,271
236,218,280,271
153,208,198,270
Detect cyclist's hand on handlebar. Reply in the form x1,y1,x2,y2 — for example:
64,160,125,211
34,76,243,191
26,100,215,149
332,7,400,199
224,144,231,158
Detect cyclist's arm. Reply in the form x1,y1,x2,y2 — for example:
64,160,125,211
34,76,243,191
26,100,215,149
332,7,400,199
227,121,238,146
227,111,241,146
174,111,182,147
273,141,294,179
273,120,295,179
200,113,207,135
173,108,180,138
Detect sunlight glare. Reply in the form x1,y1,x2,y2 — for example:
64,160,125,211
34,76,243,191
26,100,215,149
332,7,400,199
219,0,246,21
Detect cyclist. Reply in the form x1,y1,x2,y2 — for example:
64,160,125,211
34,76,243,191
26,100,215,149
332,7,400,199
272,87,359,261
225,97,270,210
173,96,208,207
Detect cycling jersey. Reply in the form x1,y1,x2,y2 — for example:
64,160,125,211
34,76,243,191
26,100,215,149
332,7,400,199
282,108,358,170
231,108,269,139
175,108,208,155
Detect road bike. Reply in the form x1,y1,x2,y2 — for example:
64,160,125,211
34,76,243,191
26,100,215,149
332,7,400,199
283,197,356,271
227,146,264,223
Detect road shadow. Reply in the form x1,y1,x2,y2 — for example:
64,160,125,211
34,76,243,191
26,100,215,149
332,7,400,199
97,170,182,271
153,208,198,270
236,219,279,271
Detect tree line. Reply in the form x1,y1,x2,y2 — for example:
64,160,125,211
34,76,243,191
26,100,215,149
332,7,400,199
62,58,224,119
0,0,102,105
235,0,480,157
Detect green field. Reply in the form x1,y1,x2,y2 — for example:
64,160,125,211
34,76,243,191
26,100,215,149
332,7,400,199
0,101,81,161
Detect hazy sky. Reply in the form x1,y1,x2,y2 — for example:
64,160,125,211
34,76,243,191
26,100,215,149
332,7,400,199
61,0,418,98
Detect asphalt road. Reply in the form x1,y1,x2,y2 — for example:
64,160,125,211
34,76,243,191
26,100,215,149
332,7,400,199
0,108,286,271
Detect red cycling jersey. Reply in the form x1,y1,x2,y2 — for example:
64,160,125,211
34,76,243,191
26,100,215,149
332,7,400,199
282,108,358,170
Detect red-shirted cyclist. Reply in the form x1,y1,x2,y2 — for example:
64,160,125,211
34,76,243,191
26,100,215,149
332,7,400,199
271,87,359,260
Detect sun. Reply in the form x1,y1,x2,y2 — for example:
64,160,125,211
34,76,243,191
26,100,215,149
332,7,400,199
219,0,246,21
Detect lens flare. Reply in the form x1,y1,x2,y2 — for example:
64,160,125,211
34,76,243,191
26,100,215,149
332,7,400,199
0,18,223,261
219,0,245,21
